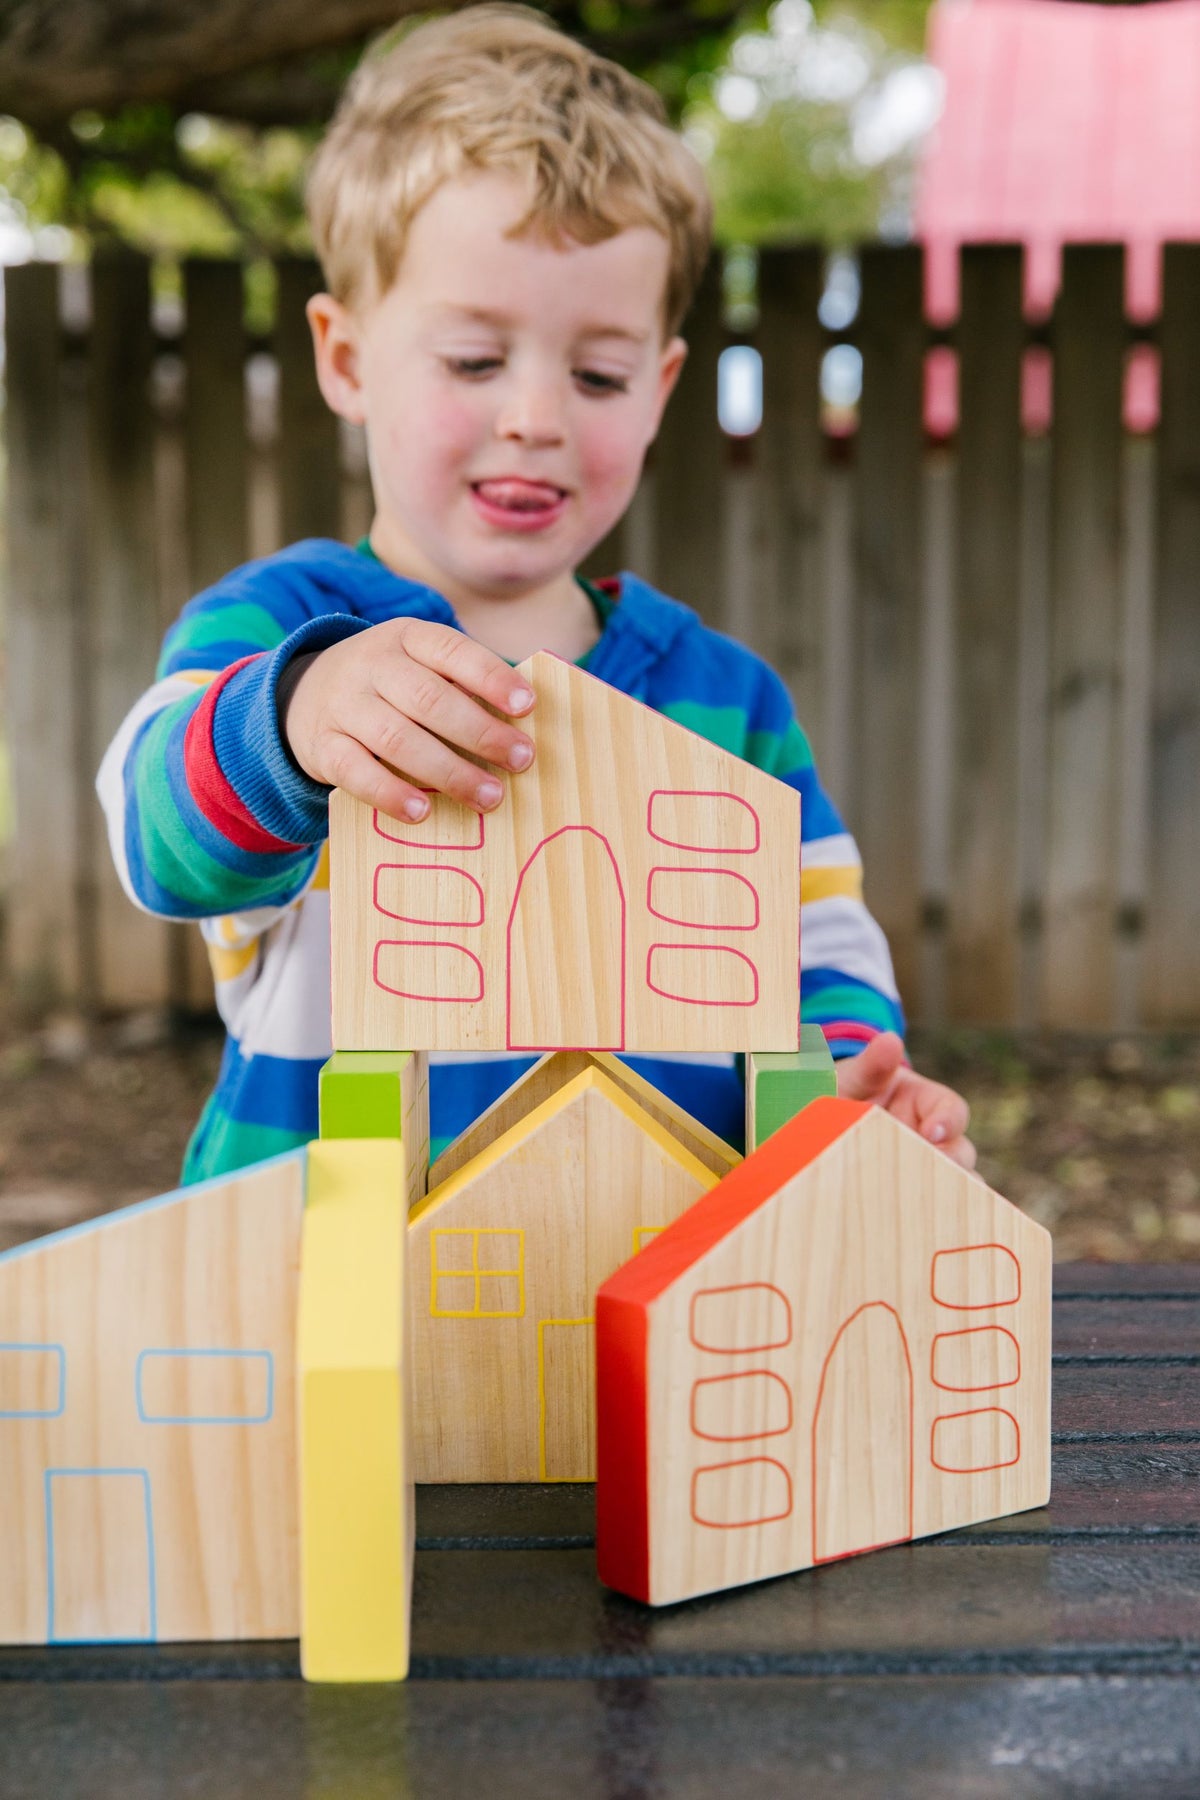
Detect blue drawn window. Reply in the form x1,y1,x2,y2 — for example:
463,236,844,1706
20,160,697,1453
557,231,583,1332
135,1349,274,1424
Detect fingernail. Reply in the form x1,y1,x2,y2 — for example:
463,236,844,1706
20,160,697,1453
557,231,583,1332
476,779,503,808
509,686,534,712
508,742,534,771
404,796,429,821
928,1123,947,1143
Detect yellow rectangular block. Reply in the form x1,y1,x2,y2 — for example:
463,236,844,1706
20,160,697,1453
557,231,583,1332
297,1139,412,1682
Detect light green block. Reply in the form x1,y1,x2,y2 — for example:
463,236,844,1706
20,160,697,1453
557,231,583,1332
319,1051,419,1140
748,1025,837,1150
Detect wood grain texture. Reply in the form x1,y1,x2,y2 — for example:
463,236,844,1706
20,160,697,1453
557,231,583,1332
331,652,801,1053
428,1050,739,1189
408,1068,720,1483
596,1098,1051,1605
0,1153,305,1646
298,1139,412,1682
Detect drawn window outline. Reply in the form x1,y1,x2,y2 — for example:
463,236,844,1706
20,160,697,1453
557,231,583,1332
430,1228,525,1318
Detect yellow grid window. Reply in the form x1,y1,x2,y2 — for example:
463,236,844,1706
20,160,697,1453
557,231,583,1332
431,1228,525,1318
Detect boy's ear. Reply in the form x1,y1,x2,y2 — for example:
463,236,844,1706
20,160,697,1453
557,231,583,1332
648,335,689,440
307,293,366,425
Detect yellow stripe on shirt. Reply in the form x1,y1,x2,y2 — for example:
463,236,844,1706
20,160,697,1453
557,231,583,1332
801,865,863,905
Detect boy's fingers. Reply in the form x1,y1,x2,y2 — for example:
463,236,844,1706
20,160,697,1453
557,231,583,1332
323,733,433,823
916,1086,971,1149
377,657,534,775
834,1031,907,1103
351,698,508,812
393,618,537,717
938,1134,978,1172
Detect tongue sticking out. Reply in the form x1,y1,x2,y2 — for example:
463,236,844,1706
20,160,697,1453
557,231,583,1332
474,479,564,512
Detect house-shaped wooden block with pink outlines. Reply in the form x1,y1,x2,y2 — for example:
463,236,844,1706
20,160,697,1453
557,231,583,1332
329,653,801,1054
595,1097,1052,1607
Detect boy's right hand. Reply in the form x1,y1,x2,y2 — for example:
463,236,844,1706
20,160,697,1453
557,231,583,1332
281,618,536,822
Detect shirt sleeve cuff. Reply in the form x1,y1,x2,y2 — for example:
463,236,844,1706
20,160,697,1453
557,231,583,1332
209,613,372,846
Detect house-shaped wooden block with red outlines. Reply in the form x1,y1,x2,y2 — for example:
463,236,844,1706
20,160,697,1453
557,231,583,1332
596,1097,1051,1607
329,652,801,1055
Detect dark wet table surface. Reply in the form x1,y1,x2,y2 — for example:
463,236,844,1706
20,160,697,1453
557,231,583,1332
2,1263,1200,1799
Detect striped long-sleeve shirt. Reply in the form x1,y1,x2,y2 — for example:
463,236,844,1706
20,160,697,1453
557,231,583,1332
97,538,904,1181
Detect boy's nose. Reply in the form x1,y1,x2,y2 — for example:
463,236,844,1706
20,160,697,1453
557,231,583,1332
495,381,567,446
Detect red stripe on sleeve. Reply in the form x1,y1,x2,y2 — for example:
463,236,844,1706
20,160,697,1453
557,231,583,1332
184,657,308,855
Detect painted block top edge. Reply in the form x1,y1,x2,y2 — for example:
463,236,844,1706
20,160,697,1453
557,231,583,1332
0,1148,308,1267
597,1097,869,1311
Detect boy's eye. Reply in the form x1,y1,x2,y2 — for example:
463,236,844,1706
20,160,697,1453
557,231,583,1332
576,370,629,395
445,357,502,378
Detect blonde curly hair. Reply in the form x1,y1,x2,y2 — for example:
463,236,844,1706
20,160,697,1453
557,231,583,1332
307,3,713,338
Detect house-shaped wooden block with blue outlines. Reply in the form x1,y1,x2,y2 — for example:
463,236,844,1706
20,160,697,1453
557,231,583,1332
0,1154,305,1646
596,1097,1052,1607
329,652,802,1056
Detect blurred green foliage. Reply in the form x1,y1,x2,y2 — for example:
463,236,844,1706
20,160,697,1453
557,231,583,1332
0,0,935,310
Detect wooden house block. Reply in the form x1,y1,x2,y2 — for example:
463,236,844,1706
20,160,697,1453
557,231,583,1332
408,1067,722,1482
746,1025,838,1150
330,651,801,1055
318,1050,429,1211
0,1152,305,1645
297,1139,412,1682
429,1050,740,1189
596,1097,1052,1606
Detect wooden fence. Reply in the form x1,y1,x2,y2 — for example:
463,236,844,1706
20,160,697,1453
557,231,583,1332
3,243,1199,1032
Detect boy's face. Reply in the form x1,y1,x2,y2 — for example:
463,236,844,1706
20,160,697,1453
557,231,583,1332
309,172,688,612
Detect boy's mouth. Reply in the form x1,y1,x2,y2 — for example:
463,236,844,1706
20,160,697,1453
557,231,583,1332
471,478,568,514
470,478,570,532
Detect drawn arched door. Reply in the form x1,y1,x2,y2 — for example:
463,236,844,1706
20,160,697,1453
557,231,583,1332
506,826,626,1049
811,1301,913,1563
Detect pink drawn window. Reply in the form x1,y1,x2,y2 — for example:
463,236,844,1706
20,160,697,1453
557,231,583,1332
932,1245,1021,1310
647,868,760,932
373,801,484,851
690,1371,793,1443
691,1457,793,1529
690,1283,792,1354
932,1327,1020,1393
647,790,760,854
931,1407,1020,1474
647,944,758,1007
373,864,485,928
373,940,484,1003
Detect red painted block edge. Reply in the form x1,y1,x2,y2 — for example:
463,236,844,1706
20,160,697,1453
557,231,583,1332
595,1096,870,1602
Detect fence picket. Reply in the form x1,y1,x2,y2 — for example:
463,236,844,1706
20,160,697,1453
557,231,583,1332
87,253,171,1009
757,248,825,748
1145,243,1200,1024
4,264,80,1007
854,244,925,1010
950,245,1024,1023
653,259,723,627
275,259,340,545
1043,246,1125,1028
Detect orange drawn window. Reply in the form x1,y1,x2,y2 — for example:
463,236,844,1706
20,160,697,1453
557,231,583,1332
431,1228,524,1318
931,1244,1021,1310
691,1457,793,1528
690,1283,792,1354
690,1371,793,1443
932,1326,1020,1393
931,1407,1020,1473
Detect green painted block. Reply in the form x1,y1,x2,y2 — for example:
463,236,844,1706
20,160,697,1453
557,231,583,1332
319,1051,419,1140
749,1025,837,1150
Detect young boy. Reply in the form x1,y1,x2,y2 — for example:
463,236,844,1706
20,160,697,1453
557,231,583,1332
98,3,973,1180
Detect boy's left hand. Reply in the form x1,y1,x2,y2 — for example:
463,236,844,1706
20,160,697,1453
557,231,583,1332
835,1031,976,1170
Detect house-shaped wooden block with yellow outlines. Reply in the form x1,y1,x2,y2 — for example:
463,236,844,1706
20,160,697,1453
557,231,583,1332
0,1153,305,1646
596,1096,1052,1606
409,1059,729,1483
330,652,802,1055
